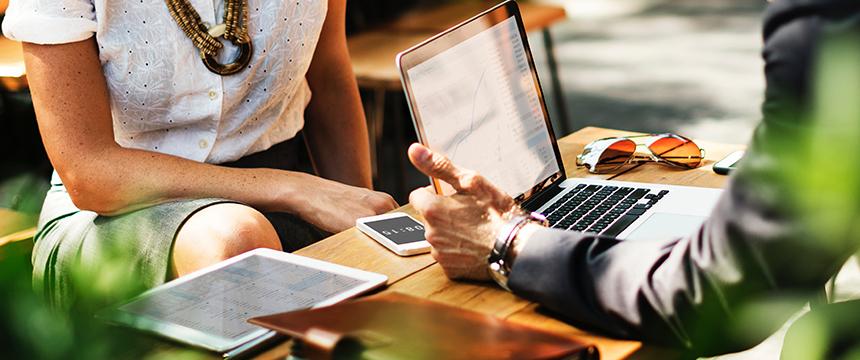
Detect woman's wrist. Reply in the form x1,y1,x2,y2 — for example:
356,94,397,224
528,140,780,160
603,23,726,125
257,168,314,214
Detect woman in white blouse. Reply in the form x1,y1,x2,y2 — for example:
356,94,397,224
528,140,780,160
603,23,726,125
3,0,397,306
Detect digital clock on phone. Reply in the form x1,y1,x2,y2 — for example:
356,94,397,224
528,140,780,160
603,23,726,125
356,212,431,256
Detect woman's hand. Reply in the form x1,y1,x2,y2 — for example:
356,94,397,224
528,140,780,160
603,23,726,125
293,173,399,234
407,144,520,280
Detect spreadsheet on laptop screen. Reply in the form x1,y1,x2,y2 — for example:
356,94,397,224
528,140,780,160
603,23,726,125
407,16,559,197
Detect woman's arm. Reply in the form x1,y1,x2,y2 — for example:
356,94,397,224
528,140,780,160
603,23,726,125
24,38,395,232
303,0,373,189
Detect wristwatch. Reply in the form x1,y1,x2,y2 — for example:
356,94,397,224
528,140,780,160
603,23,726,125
488,212,548,291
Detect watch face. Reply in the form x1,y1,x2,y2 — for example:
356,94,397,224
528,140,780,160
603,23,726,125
364,216,426,245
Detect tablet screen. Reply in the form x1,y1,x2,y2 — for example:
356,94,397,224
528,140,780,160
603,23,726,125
113,252,374,346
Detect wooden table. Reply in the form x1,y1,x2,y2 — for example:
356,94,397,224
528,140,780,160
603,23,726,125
210,126,740,360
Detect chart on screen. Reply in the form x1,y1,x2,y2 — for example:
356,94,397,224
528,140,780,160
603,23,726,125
408,16,558,197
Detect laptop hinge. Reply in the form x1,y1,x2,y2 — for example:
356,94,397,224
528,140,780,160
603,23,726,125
520,181,564,212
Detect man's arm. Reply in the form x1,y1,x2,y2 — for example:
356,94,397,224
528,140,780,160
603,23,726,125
304,0,374,189
507,2,860,355
409,1,860,356
509,119,860,356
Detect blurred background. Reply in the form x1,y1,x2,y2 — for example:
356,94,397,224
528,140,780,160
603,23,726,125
534,0,764,141
344,0,766,202
0,0,767,230
0,0,820,358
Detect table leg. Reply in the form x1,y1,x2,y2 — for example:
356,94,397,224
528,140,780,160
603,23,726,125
368,87,386,181
392,93,408,199
543,27,571,136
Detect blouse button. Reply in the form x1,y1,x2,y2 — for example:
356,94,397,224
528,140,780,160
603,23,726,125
199,139,209,149
208,90,218,100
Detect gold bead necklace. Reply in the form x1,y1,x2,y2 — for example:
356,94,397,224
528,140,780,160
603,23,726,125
165,0,253,75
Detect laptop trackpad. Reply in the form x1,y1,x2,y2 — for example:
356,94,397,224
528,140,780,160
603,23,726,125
624,213,706,241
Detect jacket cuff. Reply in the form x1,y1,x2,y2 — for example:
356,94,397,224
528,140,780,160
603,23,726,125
508,227,580,302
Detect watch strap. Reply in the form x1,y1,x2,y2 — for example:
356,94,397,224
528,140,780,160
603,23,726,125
488,212,548,291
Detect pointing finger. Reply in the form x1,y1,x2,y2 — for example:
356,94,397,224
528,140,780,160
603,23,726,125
408,143,469,193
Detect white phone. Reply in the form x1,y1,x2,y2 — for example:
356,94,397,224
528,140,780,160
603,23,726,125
356,212,431,256
713,150,745,175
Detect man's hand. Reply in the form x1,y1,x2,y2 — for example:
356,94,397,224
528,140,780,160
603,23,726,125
407,143,520,280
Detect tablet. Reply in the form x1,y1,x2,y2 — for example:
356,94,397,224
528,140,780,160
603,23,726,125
99,248,388,353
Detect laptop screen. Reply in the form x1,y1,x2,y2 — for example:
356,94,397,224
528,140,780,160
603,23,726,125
401,8,561,198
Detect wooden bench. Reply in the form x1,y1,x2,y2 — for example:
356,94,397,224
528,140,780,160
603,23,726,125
349,1,568,90
0,36,27,91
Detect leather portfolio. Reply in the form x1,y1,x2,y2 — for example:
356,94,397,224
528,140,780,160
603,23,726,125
249,292,598,359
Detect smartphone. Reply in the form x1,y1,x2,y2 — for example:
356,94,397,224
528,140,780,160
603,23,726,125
356,212,431,256
713,150,745,175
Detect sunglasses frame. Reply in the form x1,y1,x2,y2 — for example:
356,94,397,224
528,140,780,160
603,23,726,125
576,133,706,174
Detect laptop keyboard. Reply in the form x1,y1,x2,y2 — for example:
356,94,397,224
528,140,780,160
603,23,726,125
540,184,669,237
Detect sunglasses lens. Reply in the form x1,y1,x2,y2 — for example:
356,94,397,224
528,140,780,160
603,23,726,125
594,139,635,172
649,136,703,168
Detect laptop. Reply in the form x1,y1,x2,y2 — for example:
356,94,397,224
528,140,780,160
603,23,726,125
397,0,722,240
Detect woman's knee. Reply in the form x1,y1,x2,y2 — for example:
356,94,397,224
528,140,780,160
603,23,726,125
172,203,281,275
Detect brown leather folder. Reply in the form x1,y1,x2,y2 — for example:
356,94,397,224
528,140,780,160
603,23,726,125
249,292,598,360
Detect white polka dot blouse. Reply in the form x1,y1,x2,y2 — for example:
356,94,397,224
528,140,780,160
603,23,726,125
2,0,327,163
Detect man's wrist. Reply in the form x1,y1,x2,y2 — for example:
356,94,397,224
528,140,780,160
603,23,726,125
505,223,540,270
488,213,547,291
487,215,529,289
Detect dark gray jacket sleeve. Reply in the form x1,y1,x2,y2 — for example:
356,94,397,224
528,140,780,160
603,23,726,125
508,1,860,356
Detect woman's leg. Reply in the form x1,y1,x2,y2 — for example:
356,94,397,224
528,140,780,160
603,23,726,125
171,203,282,277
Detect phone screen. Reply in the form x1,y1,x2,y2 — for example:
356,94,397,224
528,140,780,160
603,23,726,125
364,216,426,245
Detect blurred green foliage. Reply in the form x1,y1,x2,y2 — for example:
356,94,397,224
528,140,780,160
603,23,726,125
778,29,860,360
0,231,207,359
0,186,204,358
737,26,860,360
797,30,860,249
0,172,48,214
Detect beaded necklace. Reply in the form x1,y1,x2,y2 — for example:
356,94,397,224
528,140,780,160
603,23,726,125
165,0,252,75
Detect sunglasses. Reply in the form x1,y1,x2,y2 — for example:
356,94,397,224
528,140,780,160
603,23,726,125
576,133,705,174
